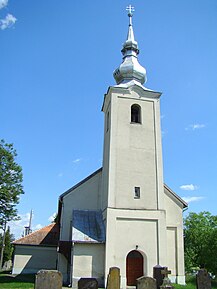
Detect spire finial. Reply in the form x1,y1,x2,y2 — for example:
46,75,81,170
126,5,134,25
113,5,147,85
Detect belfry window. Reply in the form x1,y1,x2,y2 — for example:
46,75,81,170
131,104,141,123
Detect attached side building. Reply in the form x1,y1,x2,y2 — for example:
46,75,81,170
12,223,59,274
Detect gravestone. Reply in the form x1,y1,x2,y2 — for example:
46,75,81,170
153,265,166,289
2,260,12,271
106,267,120,289
35,270,62,289
196,269,211,289
160,267,174,289
78,278,98,289
137,276,157,289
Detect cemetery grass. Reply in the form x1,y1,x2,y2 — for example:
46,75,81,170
0,271,35,289
173,275,217,289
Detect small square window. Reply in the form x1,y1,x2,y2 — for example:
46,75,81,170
134,187,140,199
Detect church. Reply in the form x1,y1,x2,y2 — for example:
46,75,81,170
57,6,187,288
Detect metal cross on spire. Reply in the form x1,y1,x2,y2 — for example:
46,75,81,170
126,4,135,16
126,5,135,25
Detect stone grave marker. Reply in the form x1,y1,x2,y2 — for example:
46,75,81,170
160,267,174,289
78,278,98,289
2,260,12,271
35,270,62,289
153,265,166,289
137,276,157,289
196,269,211,289
106,267,120,289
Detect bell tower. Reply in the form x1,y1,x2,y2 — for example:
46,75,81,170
101,8,168,286
101,6,164,212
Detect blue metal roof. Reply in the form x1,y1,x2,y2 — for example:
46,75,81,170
72,210,106,243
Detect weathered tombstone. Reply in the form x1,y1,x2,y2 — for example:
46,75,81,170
153,265,166,289
35,270,62,289
196,269,211,289
78,278,98,289
160,267,174,289
137,276,157,289
106,267,120,289
2,260,12,271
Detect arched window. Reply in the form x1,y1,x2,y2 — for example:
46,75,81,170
106,111,109,132
131,104,141,123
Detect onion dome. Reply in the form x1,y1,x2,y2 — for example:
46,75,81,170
113,5,147,85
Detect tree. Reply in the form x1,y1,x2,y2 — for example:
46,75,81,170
0,139,24,227
184,211,217,274
0,226,15,265
0,139,24,268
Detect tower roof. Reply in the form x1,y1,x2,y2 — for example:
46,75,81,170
113,5,147,85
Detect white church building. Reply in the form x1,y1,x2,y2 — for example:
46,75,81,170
57,7,187,288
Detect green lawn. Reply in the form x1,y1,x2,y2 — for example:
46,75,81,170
173,275,217,289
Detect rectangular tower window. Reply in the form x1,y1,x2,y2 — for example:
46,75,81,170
134,187,140,199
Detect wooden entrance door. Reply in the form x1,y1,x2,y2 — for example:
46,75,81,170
126,250,144,286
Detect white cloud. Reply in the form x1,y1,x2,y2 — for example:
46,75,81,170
6,212,33,239
33,224,43,231
185,124,205,131
180,184,198,191
1,212,46,239
182,196,204,204
72,158,82,164
0,13,17,30
0,0,8,9
48,213,56,222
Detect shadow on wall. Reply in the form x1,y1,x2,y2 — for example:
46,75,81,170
0,272,35,284
17,247,58,275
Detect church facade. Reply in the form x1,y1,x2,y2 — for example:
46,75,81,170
57,7,187,288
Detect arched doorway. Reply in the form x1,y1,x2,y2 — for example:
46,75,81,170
126,250,144,286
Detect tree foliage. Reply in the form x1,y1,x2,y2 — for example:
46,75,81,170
184,211,217,274
0,139,24,228
0,226,14,264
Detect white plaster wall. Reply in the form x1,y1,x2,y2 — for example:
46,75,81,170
102,86,164,212
12,245,57,274
166,227,177,274
72,243,105,287
60,170,102,241
164,188,185,284
58,170,102,283
101,100,111,211
105,208,167,288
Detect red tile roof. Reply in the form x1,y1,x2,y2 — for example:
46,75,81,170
13,223,59,246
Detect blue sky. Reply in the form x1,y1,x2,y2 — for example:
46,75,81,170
1,0,216,238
